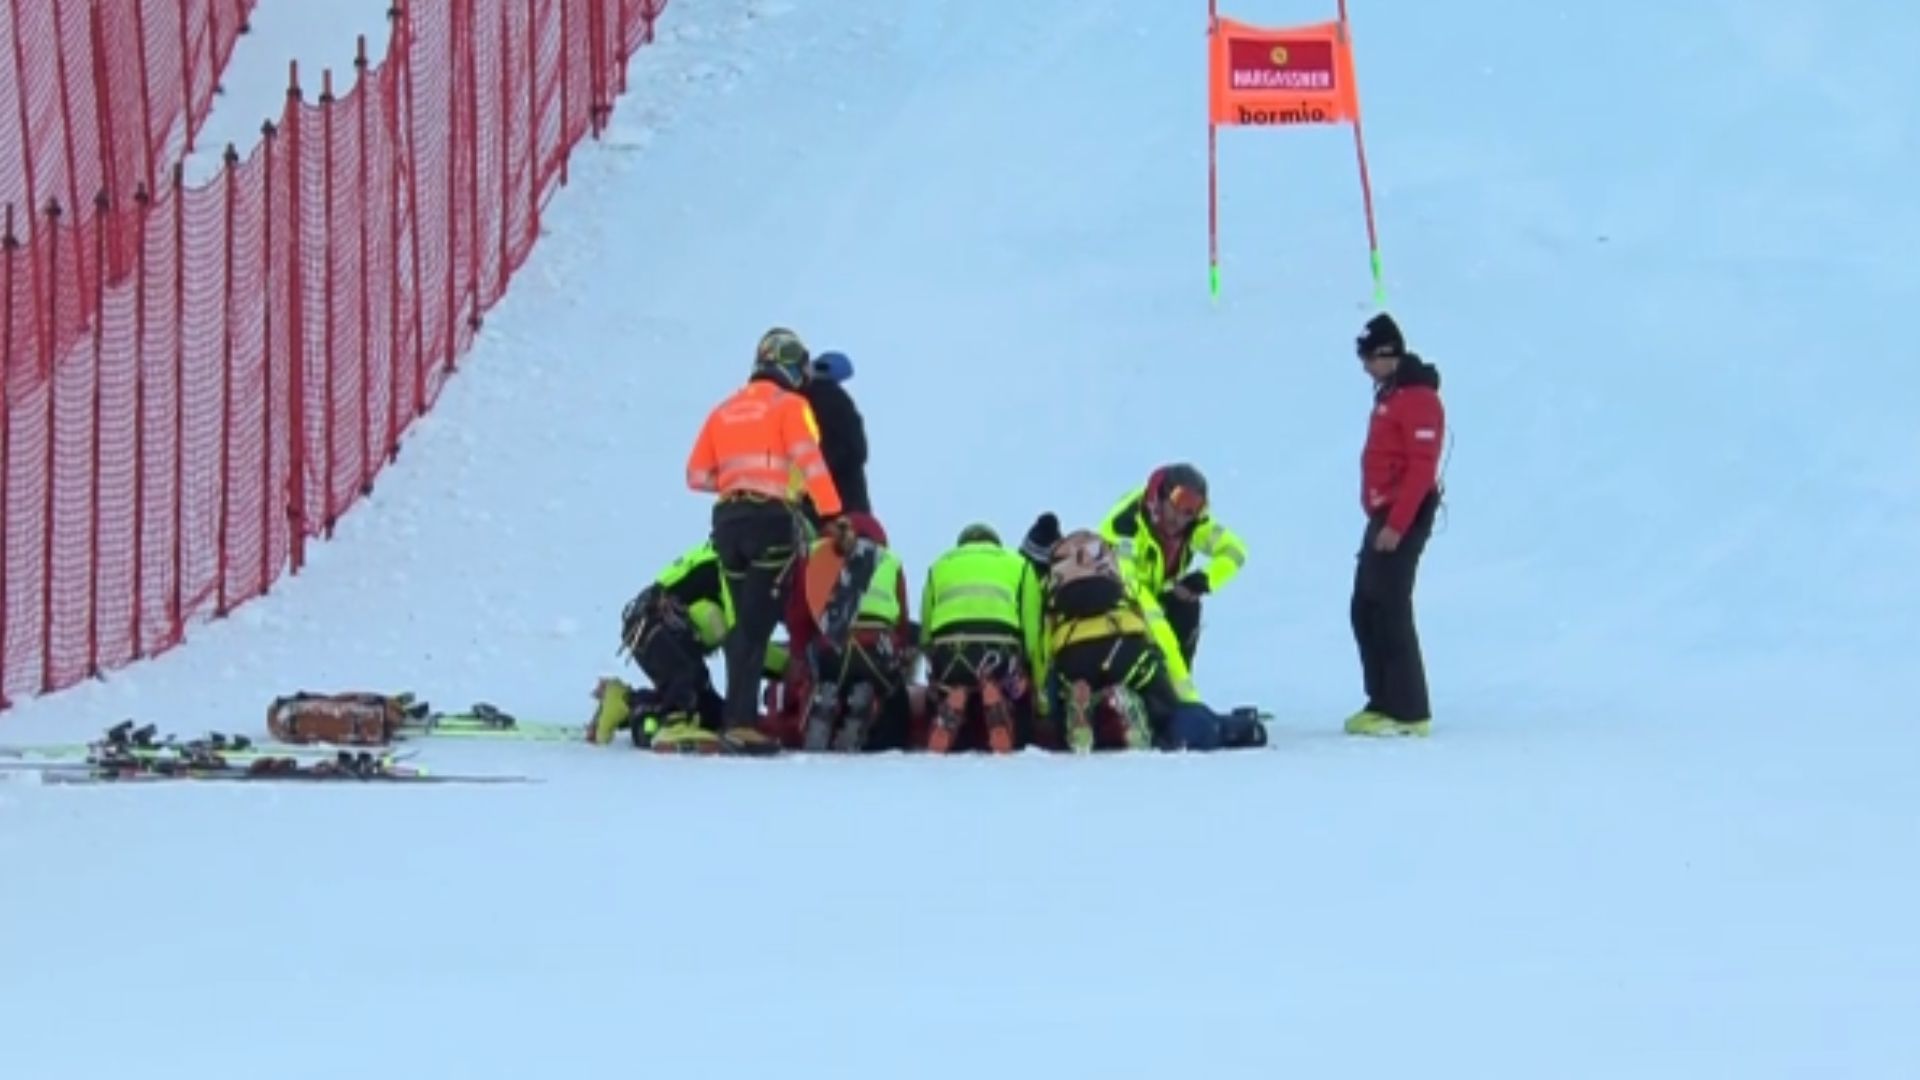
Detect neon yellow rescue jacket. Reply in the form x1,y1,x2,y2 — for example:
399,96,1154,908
653,542,732,651
856,547,907,630
1034,556,1201,710
919,538,1045,665
651,541,788,675
1098,487,1248,597
1097,488,1244,702
1038,576,1202,708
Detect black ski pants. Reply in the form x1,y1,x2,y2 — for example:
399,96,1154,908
1051,633,1183,733
632,620,723,728
810,631,904,699
1158,590,1202,666
928,638,1026,695
711,496,800,730
808,631,910,752
1350,494,1439,722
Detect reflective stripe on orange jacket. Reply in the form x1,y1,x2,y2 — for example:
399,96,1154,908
685,380,844,517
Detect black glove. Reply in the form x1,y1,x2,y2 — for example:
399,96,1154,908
1175,571,1210,597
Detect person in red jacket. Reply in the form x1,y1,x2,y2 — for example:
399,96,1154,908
784,510,915,752
1346,313,1445,737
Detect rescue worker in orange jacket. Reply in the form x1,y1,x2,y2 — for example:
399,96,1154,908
683,327,852,754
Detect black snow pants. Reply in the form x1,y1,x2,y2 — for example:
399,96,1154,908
1157,589,1203,666
805,629,909,752
711,495,800,731
1350,493,1439,722
632,618,723,728
1051,633,1184,734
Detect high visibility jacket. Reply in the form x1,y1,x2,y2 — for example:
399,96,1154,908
685,379,843,517
649,541,791,675
1131,586,1200,704
857,549,905,628
1033,566,1201,711
786,516,911,660
1099,488,1247,596
919,540,1043,664
653,542,731,651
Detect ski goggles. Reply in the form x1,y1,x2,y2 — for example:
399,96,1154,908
1160,484,1205,527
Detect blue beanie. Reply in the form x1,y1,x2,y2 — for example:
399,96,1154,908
811,351,854,383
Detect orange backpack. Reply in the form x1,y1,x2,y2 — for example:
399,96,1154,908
266,691,409,746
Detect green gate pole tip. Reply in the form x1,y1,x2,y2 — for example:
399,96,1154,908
1209,262,1221,301
1369,250,1387,305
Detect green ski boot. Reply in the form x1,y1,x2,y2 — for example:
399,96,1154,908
650,715,724,755
589,679,634,745
1344,710,1430,738
1109,687,1153,750
1065,681,1096,754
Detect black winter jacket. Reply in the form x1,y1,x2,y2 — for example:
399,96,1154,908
801,379,870,515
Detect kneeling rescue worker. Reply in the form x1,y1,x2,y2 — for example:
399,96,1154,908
1100,462,1247,672
1039,527,1187,752
682,327,853,755
918,523,1045,754
792,510,914,752
601,539,795,750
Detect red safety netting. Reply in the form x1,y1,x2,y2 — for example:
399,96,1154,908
1,0,255,236
0,0,255,418
1,0,670,705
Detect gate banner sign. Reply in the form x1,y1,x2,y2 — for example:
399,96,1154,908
1204,6,1384,304
1208,19,1358,127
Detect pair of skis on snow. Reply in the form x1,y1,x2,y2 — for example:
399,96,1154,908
0,720,537,785
400,702,584,743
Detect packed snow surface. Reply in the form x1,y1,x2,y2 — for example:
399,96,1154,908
3,1,1915,1077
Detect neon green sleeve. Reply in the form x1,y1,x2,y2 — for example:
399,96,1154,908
1194,518,1248,593
656,541,715,589
1131,580,1201,703
1028,571,1053,719
919,565,937,647
1019,561,1045,673
1098,493,1139,556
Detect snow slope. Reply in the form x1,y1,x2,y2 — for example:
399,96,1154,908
3,1,1918,1077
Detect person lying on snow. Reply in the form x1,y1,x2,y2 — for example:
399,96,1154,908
786,510,917,753
918,522,1046,755
598,540,794,748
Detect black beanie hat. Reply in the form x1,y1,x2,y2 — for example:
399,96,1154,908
1020,512,1062,567
1356,313,1405,358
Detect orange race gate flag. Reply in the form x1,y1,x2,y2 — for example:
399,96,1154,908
1205,4,1386,302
